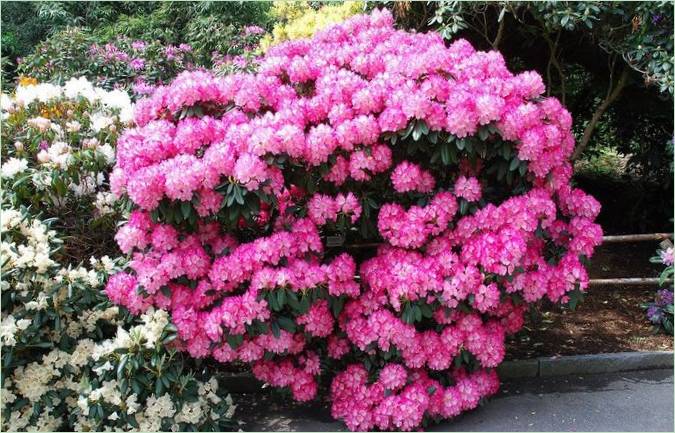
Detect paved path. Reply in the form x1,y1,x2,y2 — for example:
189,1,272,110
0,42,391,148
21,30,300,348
236,369,674,432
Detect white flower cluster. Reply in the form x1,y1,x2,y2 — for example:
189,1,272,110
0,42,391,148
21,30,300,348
1,204,236,431
8,77,133,122
0,208,57,274
1,157,28,179
2,76,130,226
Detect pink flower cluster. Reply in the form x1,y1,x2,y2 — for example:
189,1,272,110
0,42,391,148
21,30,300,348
378,191,457,248
307,192,362,225
105,9,602,431
391,161,436,193
454,175,482,202
331,364,499,431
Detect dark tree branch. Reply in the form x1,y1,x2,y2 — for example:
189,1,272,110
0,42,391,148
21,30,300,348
571,66,630,161
492,11,505,49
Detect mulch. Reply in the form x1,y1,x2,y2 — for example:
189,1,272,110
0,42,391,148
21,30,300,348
506,241,673,360
506,285,673,360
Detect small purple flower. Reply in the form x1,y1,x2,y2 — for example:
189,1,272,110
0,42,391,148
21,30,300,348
652,14,663,25
131,40,147,51
39,140,49,151
178,43,193,52
659,247,673,266
244,25,265,36
133,78,155,96
130,58,146,71
233,56,247,68
647,305,662,323
165,45,178,60
656,289,674,306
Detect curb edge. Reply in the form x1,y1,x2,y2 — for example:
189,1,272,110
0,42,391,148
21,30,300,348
222,351,674,393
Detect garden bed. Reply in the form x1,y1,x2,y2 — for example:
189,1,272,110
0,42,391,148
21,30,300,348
506,285,673,360
506,241,673,360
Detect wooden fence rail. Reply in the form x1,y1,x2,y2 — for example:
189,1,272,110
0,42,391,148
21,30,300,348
601,233,673,243
589,278,673,286
341,233,674,287
343,233,673,250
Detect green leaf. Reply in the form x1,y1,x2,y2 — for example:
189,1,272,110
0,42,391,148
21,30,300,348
402,304,413,324
227,334,243,349
331,296,345,317
271,321,281,338
277,316,296,333
162,333,177,344
567,288,585,311
276,289,286,309
299,294,310,314
413,305,422,322
268,291,280,311
459,200,468,215
401,122,415,140
420,303,433,319
518,162,528,176
441,144,450,165
287,290,301,310
181,201,191,219
131,379,142,395
234,186,245,205
412,123,422,141
117,354,129,379
561,15,570,27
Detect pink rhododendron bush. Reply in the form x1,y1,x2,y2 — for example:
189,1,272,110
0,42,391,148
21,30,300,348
106,10,602,431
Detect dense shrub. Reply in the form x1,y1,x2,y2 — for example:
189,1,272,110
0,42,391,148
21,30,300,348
15,28,198,97
260,0,364,49
1,78,131,261
0,0,269,80
211,25,266,76
106,10,601,431
0,202,236,431
90,0,271,60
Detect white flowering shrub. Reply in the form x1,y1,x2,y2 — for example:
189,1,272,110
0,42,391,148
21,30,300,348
0,198,237,431
1,77,132,261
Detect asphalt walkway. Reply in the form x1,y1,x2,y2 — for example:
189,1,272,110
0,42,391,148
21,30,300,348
236,369,674,432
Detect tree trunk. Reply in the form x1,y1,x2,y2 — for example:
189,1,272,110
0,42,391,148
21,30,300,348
571,67,630,161
492,16,505,49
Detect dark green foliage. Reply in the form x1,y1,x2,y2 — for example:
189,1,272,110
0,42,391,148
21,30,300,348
1,1,271,84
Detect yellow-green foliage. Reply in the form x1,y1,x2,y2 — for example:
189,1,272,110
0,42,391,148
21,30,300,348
261,1,364,50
